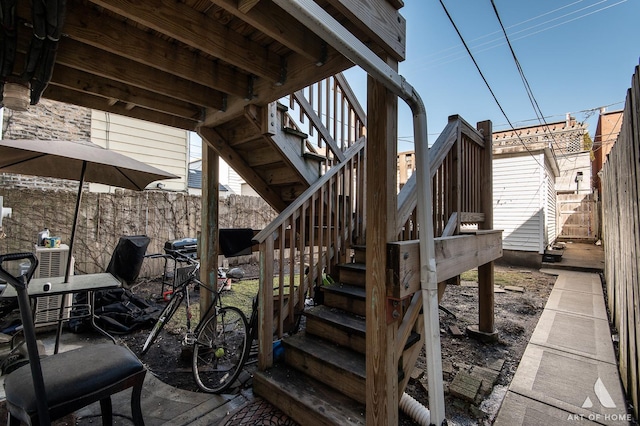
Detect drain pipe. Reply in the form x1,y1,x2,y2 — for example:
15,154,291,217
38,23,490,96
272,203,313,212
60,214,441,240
272,1,445,424
400,392,431,426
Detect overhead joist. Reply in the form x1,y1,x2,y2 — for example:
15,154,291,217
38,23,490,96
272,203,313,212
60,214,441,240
88,0,286,84
203,48,354,127
50,64,203,121
33,0,251,99
54,38,226,110
43,85,200,130
212,0,329,65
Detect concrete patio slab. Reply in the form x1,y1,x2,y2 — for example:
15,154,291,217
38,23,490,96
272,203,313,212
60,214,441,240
544,287,608,320
529,309,617,364
509,344,628,425
541,269,604,296
494,391,601,426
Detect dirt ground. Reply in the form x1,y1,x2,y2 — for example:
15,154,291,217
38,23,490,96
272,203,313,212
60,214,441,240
0,263,556,425
113,263,556,425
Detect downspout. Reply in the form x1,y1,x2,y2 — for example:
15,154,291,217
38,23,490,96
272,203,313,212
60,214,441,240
272,0,445,424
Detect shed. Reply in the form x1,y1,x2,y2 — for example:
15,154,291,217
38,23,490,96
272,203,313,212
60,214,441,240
492,141,560,266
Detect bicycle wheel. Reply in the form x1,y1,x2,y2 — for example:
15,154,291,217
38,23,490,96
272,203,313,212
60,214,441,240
141,291,184,355
192,306,249,393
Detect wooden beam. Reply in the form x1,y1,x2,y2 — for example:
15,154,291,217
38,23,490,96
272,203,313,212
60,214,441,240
51,0,250,98
199,142,220,316
50,64,203,121
198,126,288,212
55,38,226,110
477,120,495,336
212,0,327,64
324,0,406,61
387,231,503,300
43,85,199,130
238,0,260,13
365,73,398,425
202,51,354,127
89,0,285,83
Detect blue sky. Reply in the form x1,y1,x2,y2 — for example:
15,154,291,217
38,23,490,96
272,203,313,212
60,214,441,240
343,0,639,152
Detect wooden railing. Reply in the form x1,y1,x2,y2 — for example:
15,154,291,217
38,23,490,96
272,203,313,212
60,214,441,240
393,116,492,395
281,73,366,169
253,139,366,369
397,115,488,240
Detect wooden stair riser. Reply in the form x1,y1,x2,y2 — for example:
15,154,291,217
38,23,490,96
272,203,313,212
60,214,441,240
352,246,366,263
322,290,366,317
253,367,365,426
283,342,366,404
336,263,366,287
304,310,366,354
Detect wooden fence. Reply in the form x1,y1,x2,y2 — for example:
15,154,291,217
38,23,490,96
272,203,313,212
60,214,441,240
601,63,640,418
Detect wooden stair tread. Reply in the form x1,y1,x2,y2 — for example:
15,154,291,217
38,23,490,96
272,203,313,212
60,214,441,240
253,364,365,426
338,262,366,272
283,127,308,139
283,333,366,380
304,305,366,335
321,282,366,299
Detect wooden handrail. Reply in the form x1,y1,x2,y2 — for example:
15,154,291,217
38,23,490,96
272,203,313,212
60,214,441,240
282,73,366,168
396,116,488,238
253,138,365,244
256,136,366,369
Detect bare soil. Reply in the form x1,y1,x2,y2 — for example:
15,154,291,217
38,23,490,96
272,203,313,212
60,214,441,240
0,263,555,425
117,263,555,425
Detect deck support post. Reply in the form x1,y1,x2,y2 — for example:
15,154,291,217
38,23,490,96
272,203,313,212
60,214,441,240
198,136,220,317
366,72,398,426
468,120,497,341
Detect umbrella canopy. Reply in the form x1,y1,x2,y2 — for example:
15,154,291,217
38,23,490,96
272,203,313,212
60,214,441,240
0,139,177,190
0,139,179,282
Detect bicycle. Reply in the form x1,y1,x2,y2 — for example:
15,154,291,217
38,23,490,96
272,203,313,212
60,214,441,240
140,250,250,394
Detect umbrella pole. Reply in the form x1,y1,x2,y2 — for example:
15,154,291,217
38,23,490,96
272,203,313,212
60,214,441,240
65,160,86,283
56,161,86,354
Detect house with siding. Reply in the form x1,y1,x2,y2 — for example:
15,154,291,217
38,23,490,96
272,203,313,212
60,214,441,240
492,116,590,265
492,140,559,266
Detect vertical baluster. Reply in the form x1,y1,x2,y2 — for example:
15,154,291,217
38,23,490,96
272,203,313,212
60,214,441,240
289,211,297,330
277,223,286,337
299,200,307,309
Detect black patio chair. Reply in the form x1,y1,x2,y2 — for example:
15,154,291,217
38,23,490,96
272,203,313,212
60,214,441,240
0,252,146,426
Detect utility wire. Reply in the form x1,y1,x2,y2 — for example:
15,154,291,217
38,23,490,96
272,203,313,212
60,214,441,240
489,0,569,162
438,0,546,169
414,0,628,71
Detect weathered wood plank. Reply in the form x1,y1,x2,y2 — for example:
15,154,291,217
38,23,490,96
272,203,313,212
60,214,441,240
387,231,503,299
324,0,406,61
365,74,398,425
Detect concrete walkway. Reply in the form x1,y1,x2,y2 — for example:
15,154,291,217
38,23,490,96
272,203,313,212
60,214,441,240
495,243,632,425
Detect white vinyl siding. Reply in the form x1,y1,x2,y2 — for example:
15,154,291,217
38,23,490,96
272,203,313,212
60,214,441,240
493,153,545,253
545,160,557,247
91,112,188,191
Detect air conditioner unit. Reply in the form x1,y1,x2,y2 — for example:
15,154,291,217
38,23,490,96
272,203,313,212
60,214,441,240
34,244,74,327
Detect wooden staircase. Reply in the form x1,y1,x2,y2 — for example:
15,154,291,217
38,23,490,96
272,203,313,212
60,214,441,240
254,246,367,425
250,109,502,425
199,74,364,214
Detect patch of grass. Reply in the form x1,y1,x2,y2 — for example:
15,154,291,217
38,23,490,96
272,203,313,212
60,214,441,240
460,268,535,287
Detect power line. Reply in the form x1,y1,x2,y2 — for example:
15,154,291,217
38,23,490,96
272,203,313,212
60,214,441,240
489,0,568,163
438,0,546,169
409,0,628,71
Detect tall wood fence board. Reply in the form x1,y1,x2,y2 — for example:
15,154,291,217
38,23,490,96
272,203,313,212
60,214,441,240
601,64,640,418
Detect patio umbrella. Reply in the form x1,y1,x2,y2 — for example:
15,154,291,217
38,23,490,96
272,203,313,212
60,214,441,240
0,138,179,282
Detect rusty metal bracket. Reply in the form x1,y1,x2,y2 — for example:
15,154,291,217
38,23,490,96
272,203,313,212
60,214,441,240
386,297,402,324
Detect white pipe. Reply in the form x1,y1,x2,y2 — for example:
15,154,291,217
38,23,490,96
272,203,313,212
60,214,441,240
400,392,431,426
273,1,446,424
